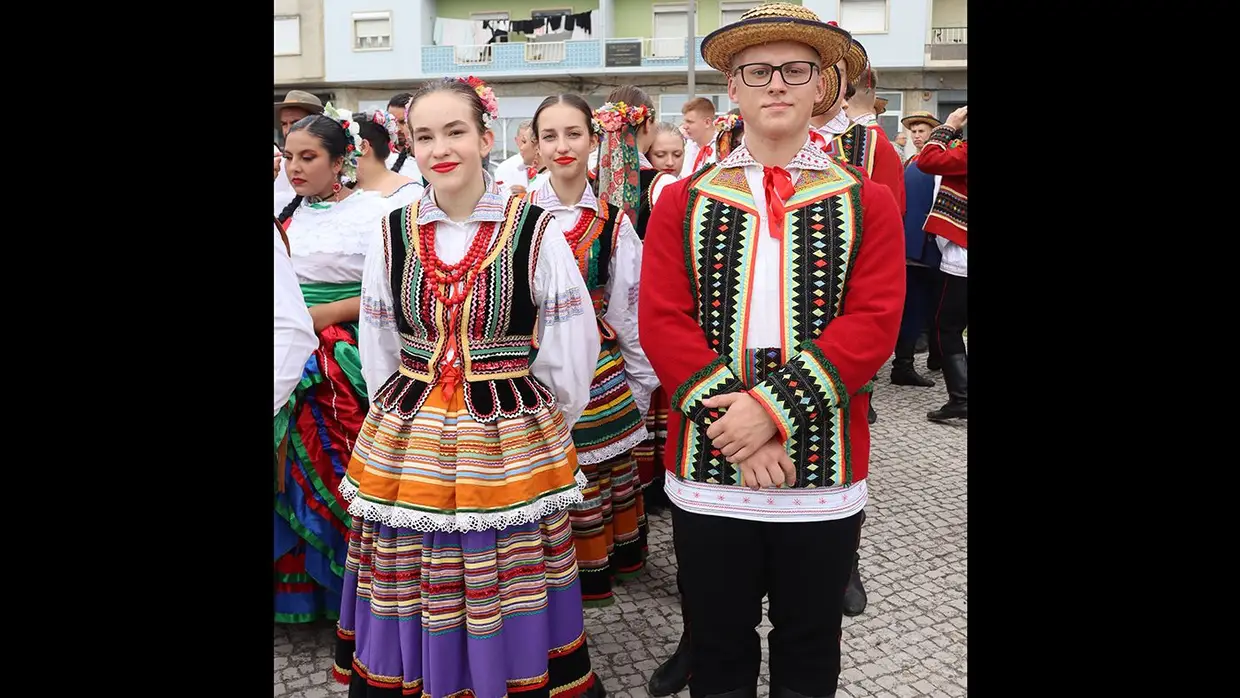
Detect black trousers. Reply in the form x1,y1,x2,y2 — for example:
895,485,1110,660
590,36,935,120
898,264,942,347
933,273,968,357
672,503,863,697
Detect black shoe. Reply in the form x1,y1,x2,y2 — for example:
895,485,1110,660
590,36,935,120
927,354,967,422
890,360,934,387
584,676,608,698
842,552,867,616
867,401,878,424
926,354,941,372
647,627,691,697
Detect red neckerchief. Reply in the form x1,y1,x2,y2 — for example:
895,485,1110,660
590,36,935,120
693,144,713,171
762,167,795,241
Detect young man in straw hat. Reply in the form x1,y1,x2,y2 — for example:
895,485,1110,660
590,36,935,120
897,109,946,375
901,110,942,160
638,4,904,698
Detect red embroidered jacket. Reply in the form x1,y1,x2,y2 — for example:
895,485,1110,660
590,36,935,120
638,163,905,486
829,122,907,217
916,125,967,249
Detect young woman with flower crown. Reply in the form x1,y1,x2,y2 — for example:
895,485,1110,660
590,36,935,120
333,76,606,698
274,106,394,624
527,94,660,607
596,86,677,514
354,109,424,209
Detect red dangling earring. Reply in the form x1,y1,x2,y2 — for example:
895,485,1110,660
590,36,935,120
332,182,341,193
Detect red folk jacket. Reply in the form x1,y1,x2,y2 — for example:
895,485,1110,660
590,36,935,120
638,163,905,485
915,125,967,249
829,122,906,217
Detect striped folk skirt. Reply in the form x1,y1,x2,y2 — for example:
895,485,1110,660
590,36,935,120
567,337,649,606
335,383,596,697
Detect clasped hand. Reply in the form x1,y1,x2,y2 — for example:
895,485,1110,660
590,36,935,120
702,392,795,490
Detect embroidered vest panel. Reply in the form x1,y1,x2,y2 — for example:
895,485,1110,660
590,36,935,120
636,168,658,240
568,202,619,330
372,197,556,423
677,162,865,487
565,202,645,456
832,123,877,177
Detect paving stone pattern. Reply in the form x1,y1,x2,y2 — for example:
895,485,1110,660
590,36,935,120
275,355,967,697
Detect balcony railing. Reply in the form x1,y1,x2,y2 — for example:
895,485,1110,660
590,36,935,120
926,26,967,61
604,37,708,68
421,41,603,73
420,37,711,76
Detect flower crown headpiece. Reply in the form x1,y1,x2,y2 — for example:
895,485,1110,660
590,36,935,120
459,76,499,129
322,102,363,182
593,101,650,134
714,112,742,134
360,110,401,155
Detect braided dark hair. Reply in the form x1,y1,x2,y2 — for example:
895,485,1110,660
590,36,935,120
278,114,355,222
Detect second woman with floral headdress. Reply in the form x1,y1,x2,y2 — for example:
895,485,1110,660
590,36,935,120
529,93,660,607
334,76,606,698
274,105,393,625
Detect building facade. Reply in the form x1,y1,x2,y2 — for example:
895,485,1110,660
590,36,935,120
275,0,966,156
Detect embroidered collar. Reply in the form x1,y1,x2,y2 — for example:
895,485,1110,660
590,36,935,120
716,141,836,172
418,169,506,225
529,176,599,213
815,110,852,136
852,113,877,126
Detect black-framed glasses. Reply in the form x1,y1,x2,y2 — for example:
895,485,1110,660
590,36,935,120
733,61,820,88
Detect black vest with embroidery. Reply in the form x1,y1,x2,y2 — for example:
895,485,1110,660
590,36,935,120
637,167,660,239
370,196,557,423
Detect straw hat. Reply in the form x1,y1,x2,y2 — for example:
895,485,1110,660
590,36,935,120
274,90,324,116
901,110,942,129
700,3,853,75
875,96,889,116
810,64,844,116
823,23,869,83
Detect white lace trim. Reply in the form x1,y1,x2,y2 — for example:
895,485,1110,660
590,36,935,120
574,425,650,465
286,190,392,258
339,468,589,533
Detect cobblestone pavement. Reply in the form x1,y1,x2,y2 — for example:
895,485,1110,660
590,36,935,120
275,354,967,698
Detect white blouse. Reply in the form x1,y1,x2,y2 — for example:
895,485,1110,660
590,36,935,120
529,178,659,419
359,192,600,428
273,223,318,415
284,189,393,285
383,179,424,211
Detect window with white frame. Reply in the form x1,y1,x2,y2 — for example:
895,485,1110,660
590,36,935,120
720,2,759,26
651,4,692,58
875,90,903,140
275,15,301,56
353,11,392,51
839,0,887,34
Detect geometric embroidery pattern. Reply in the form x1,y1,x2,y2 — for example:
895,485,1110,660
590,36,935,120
676,159,864,488
929,185,967,230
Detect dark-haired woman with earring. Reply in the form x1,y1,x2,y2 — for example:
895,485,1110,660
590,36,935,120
354,109,423,209
334,78,605,698
529,94,659,607
274,104,392,624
